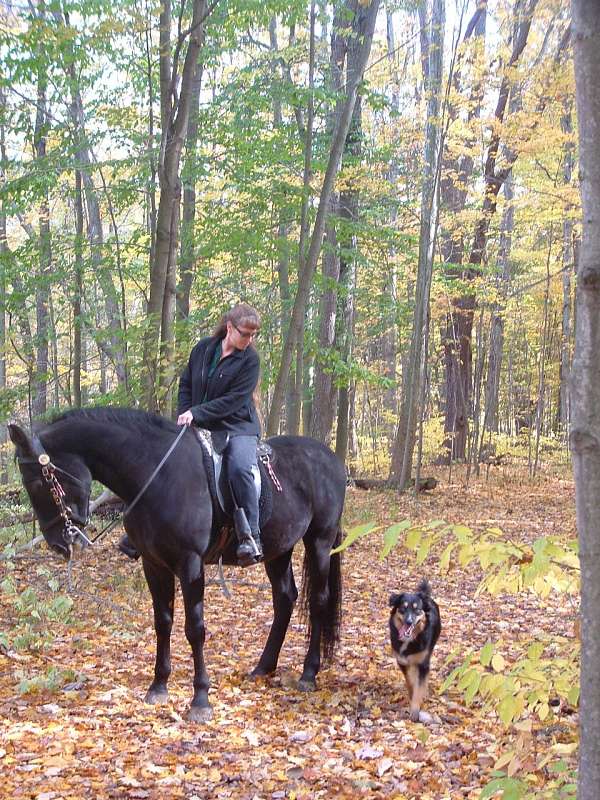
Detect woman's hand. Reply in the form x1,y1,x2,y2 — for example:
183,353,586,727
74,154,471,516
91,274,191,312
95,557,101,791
177,410,194,426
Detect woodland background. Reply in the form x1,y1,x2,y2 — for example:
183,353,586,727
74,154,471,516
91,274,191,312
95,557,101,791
0,0,591,799
0,0,575,480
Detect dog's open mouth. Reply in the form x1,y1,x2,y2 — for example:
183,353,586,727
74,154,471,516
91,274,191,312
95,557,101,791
397,622,416,640
396,613,425,641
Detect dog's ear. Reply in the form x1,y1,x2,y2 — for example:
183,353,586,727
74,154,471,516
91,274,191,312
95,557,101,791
389,592,403,608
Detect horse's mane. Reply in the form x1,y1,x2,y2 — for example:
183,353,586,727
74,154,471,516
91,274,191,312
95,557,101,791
44,406,180,435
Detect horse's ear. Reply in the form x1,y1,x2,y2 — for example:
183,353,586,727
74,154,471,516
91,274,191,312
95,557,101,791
7,423,35,457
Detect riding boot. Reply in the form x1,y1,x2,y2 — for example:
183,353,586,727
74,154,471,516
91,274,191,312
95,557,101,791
118,533,140,560
233,507,263,567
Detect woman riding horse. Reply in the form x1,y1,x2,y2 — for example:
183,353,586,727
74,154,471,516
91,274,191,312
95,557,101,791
119,303,263,566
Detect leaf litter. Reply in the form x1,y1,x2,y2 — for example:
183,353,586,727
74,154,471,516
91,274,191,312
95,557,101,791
0,463,578,798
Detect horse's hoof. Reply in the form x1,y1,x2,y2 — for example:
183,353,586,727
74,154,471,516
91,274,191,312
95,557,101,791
249,668,274,680
145,689,169,705
187,705,214,723
297,678,316,692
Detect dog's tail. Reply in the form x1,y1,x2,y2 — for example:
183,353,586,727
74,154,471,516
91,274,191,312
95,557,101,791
417,578,431,596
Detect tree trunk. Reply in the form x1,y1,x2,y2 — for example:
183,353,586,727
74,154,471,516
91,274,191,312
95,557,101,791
570,3,600,797
441,0,536,462
390,0,444,485
32,50,50,421
60,8,128,390
557,103,574,432
178,52,204,323
483,173,515,435
309,1,347,443
266,0,381,436
143,0,209,411
73,170,84,408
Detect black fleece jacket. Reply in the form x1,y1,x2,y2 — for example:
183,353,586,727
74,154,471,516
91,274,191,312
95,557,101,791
177,335,261,437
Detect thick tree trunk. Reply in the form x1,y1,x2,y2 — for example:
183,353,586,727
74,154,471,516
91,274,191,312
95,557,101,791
266,0,380,436
570,3,600,798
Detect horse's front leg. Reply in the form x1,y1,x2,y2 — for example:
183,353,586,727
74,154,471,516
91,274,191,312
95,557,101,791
142,558,175,705
179,552,212,722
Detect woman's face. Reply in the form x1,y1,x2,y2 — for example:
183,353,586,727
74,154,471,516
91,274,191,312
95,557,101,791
226,321,259,350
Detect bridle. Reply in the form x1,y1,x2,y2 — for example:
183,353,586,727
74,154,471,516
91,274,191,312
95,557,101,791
17,453,92,552
17,424,188,556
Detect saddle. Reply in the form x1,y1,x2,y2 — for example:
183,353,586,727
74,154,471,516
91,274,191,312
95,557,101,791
195,430,275,565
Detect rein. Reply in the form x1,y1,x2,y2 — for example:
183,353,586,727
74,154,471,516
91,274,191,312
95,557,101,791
90,424,188,543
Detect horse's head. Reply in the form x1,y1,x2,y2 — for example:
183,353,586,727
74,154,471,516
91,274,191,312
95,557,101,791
8,423,93,560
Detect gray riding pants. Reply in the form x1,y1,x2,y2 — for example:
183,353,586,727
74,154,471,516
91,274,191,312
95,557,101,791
225,434,259,534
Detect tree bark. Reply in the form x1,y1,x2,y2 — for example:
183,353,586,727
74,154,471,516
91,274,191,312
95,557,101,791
440,0,536,461
32,37,51,420
570,2,600,798
266,0,380,437
73,169,84,408
143,0,210,411
310,1,351,444
60,9,128,389
483,172,515,436
558,103,574,432
177,57,204,322
390,0,444,485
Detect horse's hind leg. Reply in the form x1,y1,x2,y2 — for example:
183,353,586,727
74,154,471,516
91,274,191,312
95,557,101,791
142,559,175,705
251,549,297,678
298,532,339,692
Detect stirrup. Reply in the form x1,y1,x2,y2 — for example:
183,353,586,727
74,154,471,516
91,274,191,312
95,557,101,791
236,535,263,567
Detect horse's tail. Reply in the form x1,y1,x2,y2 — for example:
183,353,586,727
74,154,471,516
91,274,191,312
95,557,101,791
300,523,343,664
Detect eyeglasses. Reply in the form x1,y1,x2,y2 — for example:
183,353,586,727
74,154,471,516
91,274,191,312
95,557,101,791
233,323,259,340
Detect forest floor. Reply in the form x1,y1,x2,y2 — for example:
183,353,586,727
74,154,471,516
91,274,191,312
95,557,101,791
0,460,578,800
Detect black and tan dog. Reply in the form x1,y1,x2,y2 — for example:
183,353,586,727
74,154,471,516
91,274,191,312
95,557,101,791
389,579,441,721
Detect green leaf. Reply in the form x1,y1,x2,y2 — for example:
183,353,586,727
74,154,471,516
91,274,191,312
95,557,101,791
498,694,518,725
416,535,432,565
330,522,379,554
439,543,455,573
465,672,483,704
452,524,472,543
405,528,422,550
480,777,527,800
480,642,495,667
567,686,580,706
379,520,412,560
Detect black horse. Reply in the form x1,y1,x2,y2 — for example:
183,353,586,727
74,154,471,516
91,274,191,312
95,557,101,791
8,408,345,721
